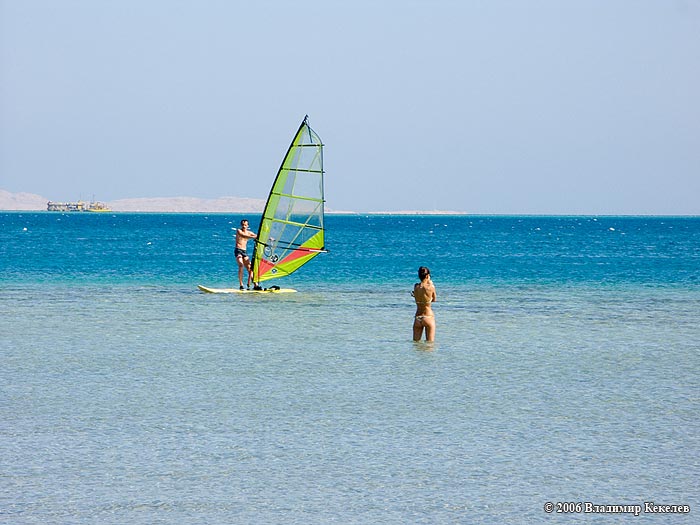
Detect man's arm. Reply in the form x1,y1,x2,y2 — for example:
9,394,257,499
237,229,257,239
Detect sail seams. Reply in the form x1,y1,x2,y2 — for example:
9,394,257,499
281,168,324,174
271,192,324,203
270,218,323,229
255,239,326,252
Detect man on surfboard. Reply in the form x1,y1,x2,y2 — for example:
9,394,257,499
235,219,257,290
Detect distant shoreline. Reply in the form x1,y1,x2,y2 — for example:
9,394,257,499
2,209,698,219
1,190,698,216
0,189,469,215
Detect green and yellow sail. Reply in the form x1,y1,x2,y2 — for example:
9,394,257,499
251,116,326,284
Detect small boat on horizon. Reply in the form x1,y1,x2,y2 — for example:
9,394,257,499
47,200,112,212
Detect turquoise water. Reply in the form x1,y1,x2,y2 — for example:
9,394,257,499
1,213,699,524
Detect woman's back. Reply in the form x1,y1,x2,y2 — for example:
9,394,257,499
413,281,436,315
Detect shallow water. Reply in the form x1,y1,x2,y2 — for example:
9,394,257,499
1,213,698,523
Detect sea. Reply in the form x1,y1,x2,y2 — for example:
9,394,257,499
1,212,698,524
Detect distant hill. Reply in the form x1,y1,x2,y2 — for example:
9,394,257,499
0,190,265,212
0,189,360,213
109,196,265,212
0,190,48,210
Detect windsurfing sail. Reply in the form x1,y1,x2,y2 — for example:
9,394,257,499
251,115,326,284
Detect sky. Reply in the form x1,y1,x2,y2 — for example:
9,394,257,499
1,0,699,214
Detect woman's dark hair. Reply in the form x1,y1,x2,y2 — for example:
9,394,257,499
418,266,430,280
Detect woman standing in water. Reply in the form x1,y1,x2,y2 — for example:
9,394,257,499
412,266,437,342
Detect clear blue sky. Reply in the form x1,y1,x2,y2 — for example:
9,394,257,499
1,0,699,214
